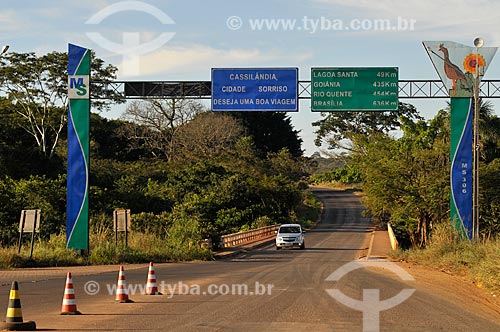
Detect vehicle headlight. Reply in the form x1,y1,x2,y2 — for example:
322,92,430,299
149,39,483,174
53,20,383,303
277,237,283,241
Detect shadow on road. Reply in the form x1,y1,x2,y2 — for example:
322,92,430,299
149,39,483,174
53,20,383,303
304,247,366,251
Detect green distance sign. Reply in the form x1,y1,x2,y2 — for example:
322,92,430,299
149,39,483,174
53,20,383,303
311,67,399,111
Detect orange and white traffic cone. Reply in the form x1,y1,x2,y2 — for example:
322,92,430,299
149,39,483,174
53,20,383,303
115,266,133,303
61,272,82,315
145,262,162,295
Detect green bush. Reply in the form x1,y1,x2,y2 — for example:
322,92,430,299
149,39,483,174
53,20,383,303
0,175,66,245
295,190,322,228
131,212,171,234
310,166,362,184
0,128,309,265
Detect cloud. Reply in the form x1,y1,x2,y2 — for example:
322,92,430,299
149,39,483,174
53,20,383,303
0,10,30,33
314,0,500,44
115,44,313,79
315,0,498,22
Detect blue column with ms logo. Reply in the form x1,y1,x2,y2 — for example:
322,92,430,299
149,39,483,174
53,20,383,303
67,43,90,250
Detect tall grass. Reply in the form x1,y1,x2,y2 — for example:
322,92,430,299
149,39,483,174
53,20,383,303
88,231,211,265
393,222,500,295
0,213,212,269
0,233,85,269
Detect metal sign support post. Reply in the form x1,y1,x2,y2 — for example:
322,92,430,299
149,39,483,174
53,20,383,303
113,209,131,247
472,45,481,239
17,210,41,259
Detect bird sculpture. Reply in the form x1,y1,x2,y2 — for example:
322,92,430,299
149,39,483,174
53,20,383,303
438,44,467,96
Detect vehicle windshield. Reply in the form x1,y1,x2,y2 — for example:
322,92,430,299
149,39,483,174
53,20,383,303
279,226,301,234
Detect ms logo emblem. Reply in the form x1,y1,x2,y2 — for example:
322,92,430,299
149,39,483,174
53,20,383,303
68,75,89,99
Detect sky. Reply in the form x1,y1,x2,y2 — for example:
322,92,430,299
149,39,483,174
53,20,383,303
2,0,500,156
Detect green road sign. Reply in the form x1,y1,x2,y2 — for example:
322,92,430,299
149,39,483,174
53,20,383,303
311,67,399,111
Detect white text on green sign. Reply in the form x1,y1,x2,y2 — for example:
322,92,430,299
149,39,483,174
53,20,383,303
311,67,399,111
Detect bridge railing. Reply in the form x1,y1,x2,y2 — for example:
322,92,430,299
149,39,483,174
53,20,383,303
387,223,399,250
220,225,279,248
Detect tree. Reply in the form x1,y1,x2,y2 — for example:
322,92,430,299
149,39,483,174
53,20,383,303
90,113,149,161
121,98,205,159
229,112,303,157
313,103,423,152
0,98,65,178
353,111,450,248
170,112,245,162
479,159,500,237
0,175,66,245
471,99,500,237
315,103,449,247
0,51,122,159
476,99,500,163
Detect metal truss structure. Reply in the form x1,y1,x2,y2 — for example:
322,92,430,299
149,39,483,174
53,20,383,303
92,80,500,100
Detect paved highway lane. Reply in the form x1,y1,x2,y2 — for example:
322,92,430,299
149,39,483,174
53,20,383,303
1,188,499,331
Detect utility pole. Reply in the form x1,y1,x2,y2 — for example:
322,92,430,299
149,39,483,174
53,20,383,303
472,37,484,240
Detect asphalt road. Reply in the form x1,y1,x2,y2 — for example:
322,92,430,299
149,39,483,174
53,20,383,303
1,188,500,331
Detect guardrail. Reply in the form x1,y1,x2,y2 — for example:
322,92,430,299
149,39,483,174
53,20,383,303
220,225,279,248
387,223,399,250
